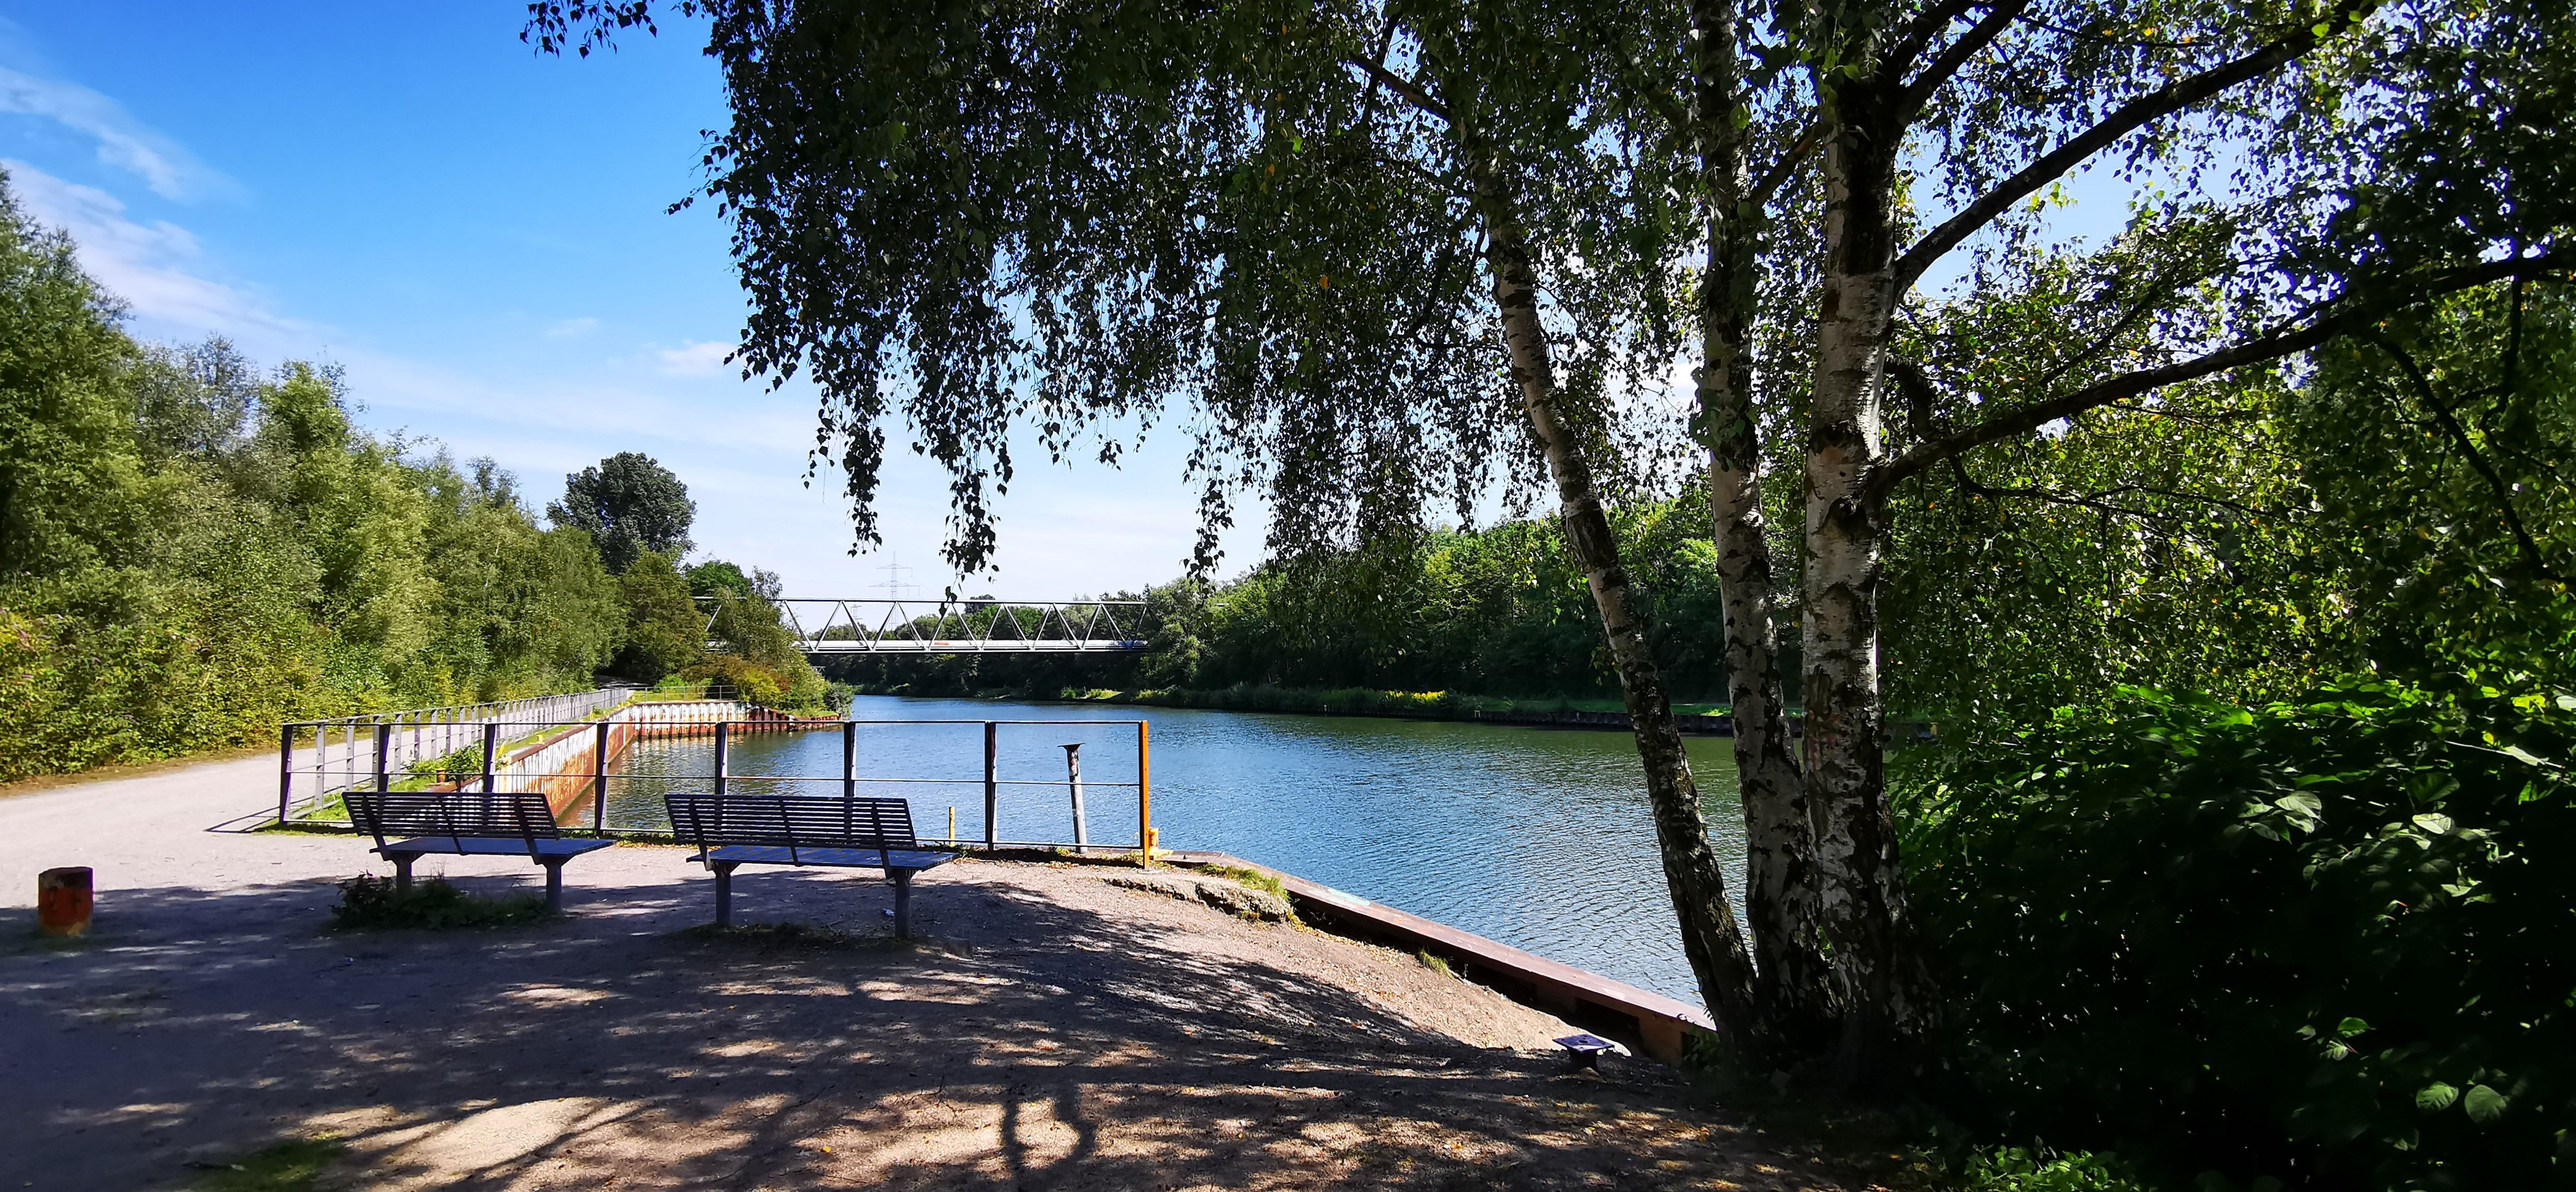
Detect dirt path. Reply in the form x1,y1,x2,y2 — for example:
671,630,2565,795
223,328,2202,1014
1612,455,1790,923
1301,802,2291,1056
0,756,1856,1191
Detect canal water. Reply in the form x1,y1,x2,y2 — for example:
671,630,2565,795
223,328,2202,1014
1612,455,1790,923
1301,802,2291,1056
588,693,1743,1009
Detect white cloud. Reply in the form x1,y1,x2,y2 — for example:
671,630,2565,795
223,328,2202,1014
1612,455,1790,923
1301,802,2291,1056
544,316,599,337
4,158,300,346
0,66,234,201
657,339,735,375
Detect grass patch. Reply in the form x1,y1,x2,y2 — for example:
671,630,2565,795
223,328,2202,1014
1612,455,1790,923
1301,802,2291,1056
190,1138,345,1192
1416,949,1454,976
329,875,550,930
1204,863,1285,900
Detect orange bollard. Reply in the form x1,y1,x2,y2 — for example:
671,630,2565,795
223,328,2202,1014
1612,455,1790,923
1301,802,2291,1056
38,866,92,938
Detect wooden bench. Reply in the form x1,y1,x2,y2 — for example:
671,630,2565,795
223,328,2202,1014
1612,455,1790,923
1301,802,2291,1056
345,788,614,913
663,793,957,937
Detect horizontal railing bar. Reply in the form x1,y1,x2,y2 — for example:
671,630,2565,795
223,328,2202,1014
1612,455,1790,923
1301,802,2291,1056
702,776,1143,787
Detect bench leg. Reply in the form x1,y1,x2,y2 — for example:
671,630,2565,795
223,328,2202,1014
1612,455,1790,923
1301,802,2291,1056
713,862,739,928
391,854,415,893
890,869,916,939
541,859,567,915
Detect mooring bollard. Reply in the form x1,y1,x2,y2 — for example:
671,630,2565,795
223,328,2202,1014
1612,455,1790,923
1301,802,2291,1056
37,866,92,938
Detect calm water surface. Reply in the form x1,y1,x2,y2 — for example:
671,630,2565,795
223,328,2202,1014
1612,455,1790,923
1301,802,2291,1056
581,694,1743,1008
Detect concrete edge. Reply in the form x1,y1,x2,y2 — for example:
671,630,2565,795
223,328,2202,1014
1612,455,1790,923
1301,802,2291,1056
1164,850,1714,1066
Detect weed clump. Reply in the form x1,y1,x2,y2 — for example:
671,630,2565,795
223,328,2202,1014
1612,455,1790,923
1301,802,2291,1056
190,1137,345,1191
1204,864,1285,900
1415,950,1453,976
329,875,549,930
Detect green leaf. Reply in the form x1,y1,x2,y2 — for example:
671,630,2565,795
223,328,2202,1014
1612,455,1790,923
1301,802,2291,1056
2336,1016,2369,1036
2464,1083,2508,1122
2416,1082,2459,1111
2411,812,2455,834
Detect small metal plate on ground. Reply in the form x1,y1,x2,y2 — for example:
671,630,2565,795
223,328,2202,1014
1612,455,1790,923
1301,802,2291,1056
1553,1032,1630,1069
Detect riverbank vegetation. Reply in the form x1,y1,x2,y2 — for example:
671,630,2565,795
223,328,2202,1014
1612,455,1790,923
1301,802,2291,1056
0,176,830,782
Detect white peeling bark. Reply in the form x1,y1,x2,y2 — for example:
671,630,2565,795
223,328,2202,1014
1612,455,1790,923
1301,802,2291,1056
1693,0,1833,1057
1804,55,1934,1085
1465,149,1765,1047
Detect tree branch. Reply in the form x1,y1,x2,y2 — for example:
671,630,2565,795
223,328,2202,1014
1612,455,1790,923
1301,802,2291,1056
1870,253,2567,500
1891,4,2365,292
2365,331,2562,583
1751,120,1821,207
1345,57,1452,125
1883,0,1987,85
1896,0,2032,124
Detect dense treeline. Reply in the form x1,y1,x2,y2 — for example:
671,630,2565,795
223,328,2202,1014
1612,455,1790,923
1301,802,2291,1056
824,504,1736,703
0,178,826,782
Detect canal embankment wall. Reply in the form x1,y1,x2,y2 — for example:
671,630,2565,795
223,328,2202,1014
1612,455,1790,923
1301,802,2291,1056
1162,849,1714,1065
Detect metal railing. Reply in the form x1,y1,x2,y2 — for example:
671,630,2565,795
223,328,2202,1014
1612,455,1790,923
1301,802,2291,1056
277,687,640,824
279,712,1157,855
722,598,1149,655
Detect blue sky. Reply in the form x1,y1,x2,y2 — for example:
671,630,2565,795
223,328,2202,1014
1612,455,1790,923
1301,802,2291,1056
0,3,1253,597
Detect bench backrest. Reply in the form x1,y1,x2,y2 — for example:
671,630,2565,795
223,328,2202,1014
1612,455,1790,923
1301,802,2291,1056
346,788,563,854
663,793,921,865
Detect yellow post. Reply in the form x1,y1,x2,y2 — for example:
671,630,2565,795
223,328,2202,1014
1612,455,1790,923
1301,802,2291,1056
1136,719,1154,862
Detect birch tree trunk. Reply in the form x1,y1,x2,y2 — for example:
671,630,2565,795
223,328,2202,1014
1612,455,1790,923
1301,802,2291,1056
1466,154,1765,1047
1692,0,1834,1056
1805,56,1935,1085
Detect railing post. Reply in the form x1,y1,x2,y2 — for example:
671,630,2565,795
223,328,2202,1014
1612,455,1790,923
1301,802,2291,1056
278,724,295,826
593,719,612,834
842,720,857,801
374,723,393,808
1136,719,1153,860
983,721,999,850
714,722,731,800
481,722,500,796
1062,742,1088,854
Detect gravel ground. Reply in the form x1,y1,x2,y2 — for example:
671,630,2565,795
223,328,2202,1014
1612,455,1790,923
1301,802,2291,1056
0,756,1858,1191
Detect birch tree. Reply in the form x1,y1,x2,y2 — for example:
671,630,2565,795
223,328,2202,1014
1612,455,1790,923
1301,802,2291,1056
1751,0,2572,1079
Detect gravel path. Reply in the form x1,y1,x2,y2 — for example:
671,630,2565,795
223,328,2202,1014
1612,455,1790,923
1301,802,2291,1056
0,757,1857,1191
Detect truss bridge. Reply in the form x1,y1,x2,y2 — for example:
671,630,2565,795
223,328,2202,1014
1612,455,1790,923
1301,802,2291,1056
720,598,1151,655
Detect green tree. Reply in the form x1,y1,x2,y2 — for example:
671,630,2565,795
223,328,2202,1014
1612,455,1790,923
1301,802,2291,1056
614,548,705,682
0,170,140,583
548,451,694,573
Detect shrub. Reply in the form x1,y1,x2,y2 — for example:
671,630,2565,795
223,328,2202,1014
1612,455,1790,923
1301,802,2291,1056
329,874,549,929
1902,678,2576,1189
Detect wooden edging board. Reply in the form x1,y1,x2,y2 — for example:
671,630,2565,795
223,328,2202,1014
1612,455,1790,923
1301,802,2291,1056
1162,850,1714,1065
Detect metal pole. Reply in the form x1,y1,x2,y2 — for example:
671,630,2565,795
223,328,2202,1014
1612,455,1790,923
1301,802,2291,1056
714,722,731,799
481,722,500,797
982,721,999,850
842,720,857,801
278,724,295,826
1136,719,1153,860
374,724,393,806
592,719,612,834
1062,743,1088,854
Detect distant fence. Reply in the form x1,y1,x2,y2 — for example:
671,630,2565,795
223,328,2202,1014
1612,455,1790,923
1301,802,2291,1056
278,687,639,823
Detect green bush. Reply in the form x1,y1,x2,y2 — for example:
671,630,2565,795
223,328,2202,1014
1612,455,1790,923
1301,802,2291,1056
329,875,549,929
1902,679,2576,1189
1958,1147,2151,1192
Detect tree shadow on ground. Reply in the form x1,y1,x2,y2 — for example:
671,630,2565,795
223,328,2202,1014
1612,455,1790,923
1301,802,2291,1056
0,867,1845,1191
